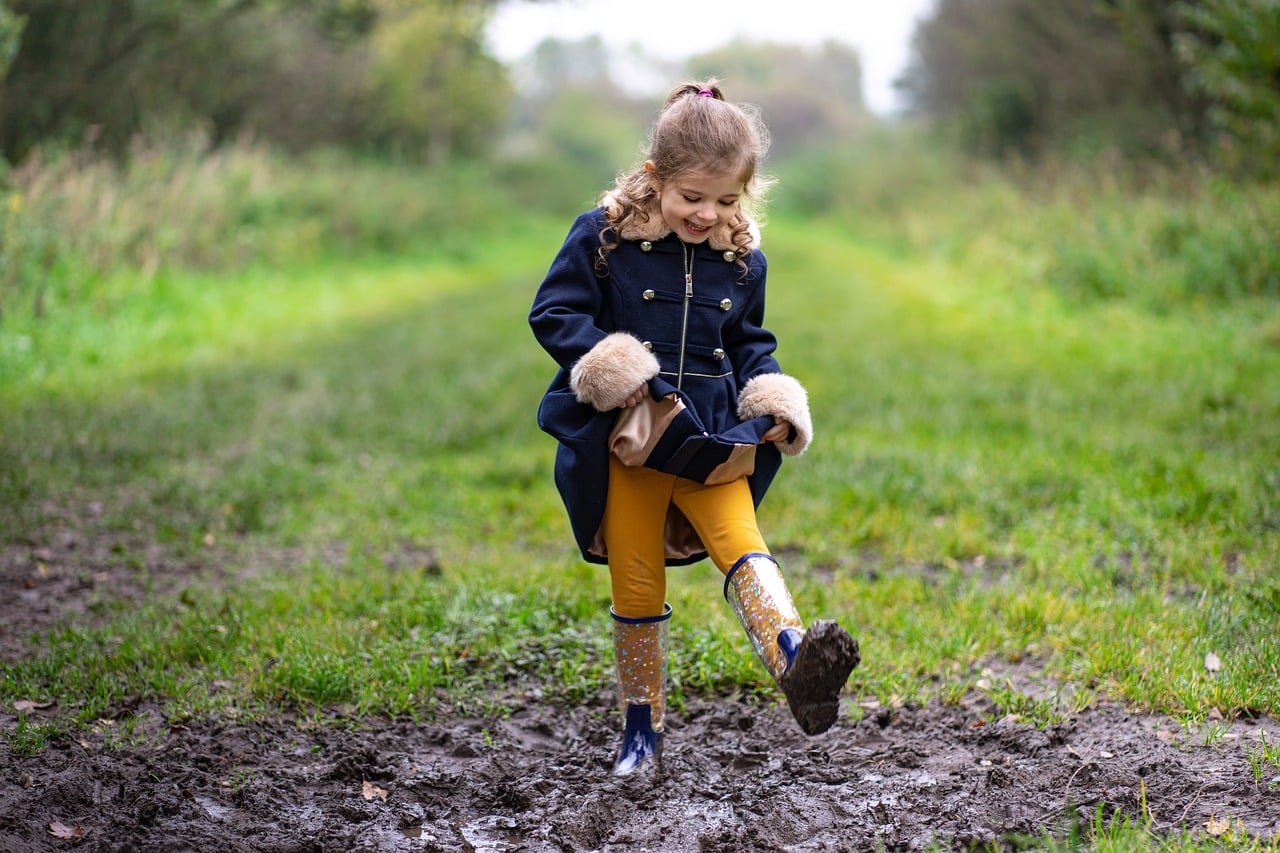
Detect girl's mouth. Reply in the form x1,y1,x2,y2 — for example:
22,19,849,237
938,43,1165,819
684,220,711,235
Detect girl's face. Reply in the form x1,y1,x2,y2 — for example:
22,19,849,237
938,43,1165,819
650,165,744,244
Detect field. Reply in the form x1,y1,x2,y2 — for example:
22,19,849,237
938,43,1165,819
2,144,1279,849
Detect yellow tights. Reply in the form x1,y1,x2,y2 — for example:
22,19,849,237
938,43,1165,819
603,454,769,619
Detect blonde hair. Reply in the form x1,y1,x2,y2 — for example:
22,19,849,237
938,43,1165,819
597,79,773,268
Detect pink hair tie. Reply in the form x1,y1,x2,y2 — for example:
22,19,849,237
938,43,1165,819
697,89,714,97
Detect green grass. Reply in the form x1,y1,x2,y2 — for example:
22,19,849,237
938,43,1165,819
756,223,1280,712
4,207,1279,699
2,180,1279,846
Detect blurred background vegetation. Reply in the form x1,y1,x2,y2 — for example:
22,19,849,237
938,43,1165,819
0,0,1277,324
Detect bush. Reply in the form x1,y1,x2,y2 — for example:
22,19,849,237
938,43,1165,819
0,135,529,324
776,125,1279,309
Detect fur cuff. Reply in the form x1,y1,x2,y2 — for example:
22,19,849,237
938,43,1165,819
737,373,813,456
570,333,661,411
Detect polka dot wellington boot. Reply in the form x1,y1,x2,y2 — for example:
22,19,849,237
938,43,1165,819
610,604,671,777
724,554,860,735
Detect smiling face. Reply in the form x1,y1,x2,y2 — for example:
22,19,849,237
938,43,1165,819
650,165,745,243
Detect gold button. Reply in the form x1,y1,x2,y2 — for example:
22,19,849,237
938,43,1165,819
720,298,733,311
643,340,653,350
643,289,656,301
640,241,653,252
723,250,737,262
713,348,726,360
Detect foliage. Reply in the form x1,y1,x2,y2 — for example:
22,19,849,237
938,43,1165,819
0,134,514,324
1174,0,1280,179
498,35,650,205
0,1,21,81
364,0,510,165
900,0,1197,160
899,0,1280,178
686,40,872,160
0,0,508,163
774,125,1280,307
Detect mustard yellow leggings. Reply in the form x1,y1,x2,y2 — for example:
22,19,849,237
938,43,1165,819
603,454,769,619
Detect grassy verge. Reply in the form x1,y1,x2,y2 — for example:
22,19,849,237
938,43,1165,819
761,222,1279,720
3,204,1277,746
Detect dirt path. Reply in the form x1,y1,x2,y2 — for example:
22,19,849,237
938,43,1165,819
5,689,1280,851
3,522,1280,850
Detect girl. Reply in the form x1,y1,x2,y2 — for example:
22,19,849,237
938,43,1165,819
529,80,860,778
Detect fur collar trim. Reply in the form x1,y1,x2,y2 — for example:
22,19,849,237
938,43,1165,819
601,193,761,252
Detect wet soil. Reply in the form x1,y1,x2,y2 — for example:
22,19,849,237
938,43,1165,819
3,521,1280,851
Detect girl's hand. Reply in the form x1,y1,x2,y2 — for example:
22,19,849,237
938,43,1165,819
762,417,792,444
619,387,647,408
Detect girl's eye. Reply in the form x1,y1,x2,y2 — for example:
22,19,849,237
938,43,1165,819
683,196,700,203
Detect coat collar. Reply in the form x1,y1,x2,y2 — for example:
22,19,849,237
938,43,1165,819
601,193,761,252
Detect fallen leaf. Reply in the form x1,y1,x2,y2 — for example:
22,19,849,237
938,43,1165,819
14,699,53,713
361,781,388,801
1204,652,1222,672
1205,815,1232,836
49,821,85,839
1099,750,1114,758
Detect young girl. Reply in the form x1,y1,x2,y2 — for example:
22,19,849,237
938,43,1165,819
529,80,860,778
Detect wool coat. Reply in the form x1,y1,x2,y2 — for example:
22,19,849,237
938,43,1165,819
529,203,813,566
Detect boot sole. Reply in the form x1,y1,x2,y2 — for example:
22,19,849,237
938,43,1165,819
778,620,861,735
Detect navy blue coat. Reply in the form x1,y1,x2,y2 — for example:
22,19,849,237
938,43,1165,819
530,207,799,566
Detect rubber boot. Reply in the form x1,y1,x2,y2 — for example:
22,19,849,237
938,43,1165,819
724,553,860,735
611,604,670,777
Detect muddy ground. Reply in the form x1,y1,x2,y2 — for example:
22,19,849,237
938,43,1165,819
3,521,1279,851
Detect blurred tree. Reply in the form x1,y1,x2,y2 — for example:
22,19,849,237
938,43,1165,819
1096,0,1209,143
0,0,511,163
0,2,22,82
518,32,616,100
494,35,871,198
501,34,641,156
900,0,1201,161
2,0,200,159
493,35,649,210
365,0,510,164
1174,0,1280,177
687,40,870,159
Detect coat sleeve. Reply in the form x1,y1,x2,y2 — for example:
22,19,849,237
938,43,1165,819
726,251,814,455
723,251,782,384
529,211,660,412
529,211,612,370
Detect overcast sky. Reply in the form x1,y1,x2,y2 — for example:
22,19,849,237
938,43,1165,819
486,0,937,114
